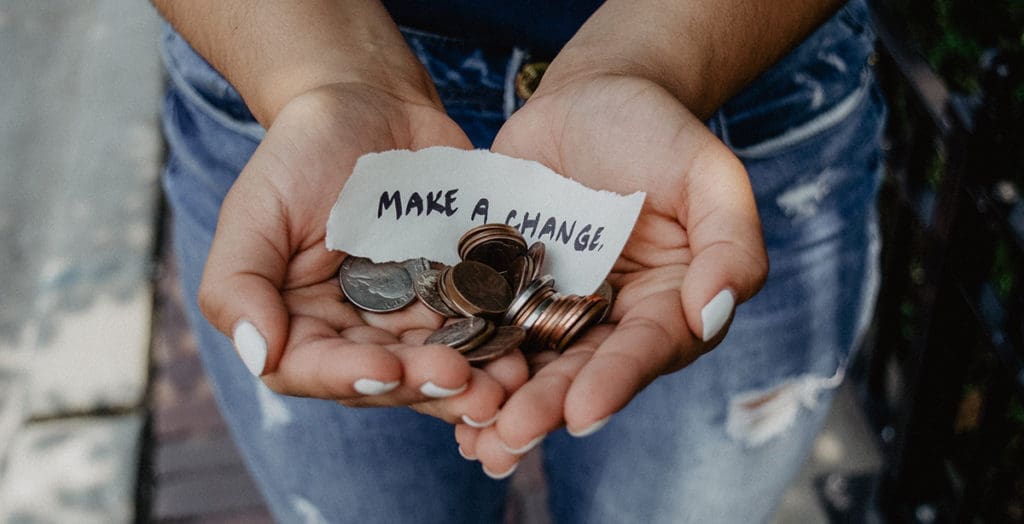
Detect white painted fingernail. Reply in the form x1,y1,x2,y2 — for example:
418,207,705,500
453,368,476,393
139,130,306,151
232,320,267,376
568,416,611,438
701,289,735,342
458,446,476,461
420,381,468,398
462,413,498,428
482,462,518,480
353,378,400,396
500,435,544,455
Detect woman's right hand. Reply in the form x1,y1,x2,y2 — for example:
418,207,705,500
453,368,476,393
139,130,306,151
197,83,529,425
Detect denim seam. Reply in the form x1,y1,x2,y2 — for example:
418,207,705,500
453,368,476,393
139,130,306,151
731,71,872,159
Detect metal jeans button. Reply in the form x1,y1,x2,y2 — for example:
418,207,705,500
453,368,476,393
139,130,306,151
515,61,549,100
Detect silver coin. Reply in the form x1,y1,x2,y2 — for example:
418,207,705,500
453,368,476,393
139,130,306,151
424,317,491,348
338,256,416,312
504,275,555,324
413,269,459,318
402,257,431,280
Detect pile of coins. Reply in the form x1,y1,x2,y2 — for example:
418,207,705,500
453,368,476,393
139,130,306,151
338,224,612,365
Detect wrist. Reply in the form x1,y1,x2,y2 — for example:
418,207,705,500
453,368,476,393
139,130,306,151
252,42,441,126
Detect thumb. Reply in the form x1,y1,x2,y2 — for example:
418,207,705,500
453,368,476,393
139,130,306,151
199,176,291,377
679,145,768,343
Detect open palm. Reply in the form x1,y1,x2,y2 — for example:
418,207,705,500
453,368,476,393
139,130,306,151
458,75,769,472
199,84,527,423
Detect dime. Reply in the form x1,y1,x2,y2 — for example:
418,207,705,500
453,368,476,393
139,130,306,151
463,326,526,364
446,261,513,317
338,256,416,312
413,269,459,318
424,317,493,350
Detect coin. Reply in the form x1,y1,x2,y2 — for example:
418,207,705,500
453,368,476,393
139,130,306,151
338,256,416,312
463,326,526,364
413,269,459,318
556,295,609,352
458,224,526,259
506,255,533,297
526,242,545,280
446,261,513,317
402,257,431,280
424,317,493,350
505,275,555,324
464,238,526,275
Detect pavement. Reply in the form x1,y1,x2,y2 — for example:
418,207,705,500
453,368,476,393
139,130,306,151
0,2,883,522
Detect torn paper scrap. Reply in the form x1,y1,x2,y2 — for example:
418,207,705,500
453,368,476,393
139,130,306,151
325,147,645,295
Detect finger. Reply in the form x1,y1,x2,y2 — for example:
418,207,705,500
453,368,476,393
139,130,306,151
199,164,292,377
454,424,480,460
679,142,768,342
410,368,506,426
562,291,694,432
341,343,472,406
262,316,404,398
360,300,446,335
478,349,530,395
473,426,523,480
490,328,607,451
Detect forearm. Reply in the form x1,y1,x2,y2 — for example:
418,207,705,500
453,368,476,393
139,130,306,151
153,0,437,126
540,0,845,119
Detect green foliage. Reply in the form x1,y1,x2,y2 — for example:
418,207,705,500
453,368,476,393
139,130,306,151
888,0,1024,95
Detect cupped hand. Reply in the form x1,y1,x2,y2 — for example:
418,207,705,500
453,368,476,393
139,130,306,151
198,83,528,423
458,74,769,475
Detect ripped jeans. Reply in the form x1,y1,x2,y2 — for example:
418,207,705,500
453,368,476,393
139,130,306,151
159,0,885,522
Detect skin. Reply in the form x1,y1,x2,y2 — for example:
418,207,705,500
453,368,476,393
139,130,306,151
155,0,842,476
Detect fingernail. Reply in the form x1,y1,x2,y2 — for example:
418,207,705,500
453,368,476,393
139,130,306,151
462,413,498,428
568,416,611,438
482,462,518,480
232,320,267,376
420,381,468,398
500,435,544,455
458,446,476,461
701,289,735,342
353,378,400,396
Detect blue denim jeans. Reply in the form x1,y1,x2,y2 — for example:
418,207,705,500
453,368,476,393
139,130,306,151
160,1,884,521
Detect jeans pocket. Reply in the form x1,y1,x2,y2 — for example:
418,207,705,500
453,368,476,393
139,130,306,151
160,25,265,143
717,0,876,155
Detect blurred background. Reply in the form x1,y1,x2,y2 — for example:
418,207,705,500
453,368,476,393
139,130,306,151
0,1,1020,522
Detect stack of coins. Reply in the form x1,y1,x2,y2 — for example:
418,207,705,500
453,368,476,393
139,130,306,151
338,224,612,364
503,276,609,353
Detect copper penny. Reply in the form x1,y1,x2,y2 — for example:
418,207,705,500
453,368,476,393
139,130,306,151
424,317,493,350
463,326,526,364
505,275,555,324
448,261,513,317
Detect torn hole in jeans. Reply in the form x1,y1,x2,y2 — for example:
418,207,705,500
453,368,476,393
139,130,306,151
725,367,844,447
